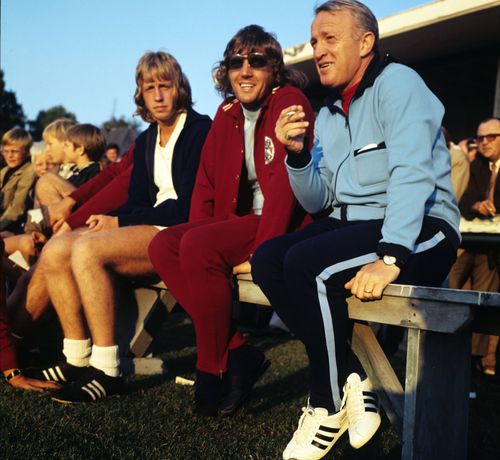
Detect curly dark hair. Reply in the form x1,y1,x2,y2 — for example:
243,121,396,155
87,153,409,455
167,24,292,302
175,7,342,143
213,25,307,101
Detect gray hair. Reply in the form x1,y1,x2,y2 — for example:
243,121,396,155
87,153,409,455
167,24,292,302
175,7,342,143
315,0,379,53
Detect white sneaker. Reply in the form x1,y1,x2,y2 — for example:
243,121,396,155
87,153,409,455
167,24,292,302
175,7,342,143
344,373,381,449
283,403,348,460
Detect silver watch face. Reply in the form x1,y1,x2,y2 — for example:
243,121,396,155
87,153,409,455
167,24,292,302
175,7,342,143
383,255,397,265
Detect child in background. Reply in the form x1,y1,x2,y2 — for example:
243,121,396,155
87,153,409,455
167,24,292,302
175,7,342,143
35,123,104,207
3,142,51,265
0,128,36,233
42,119,77,180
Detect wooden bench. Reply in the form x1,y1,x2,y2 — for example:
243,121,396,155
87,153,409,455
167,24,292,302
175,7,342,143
127,274,500,460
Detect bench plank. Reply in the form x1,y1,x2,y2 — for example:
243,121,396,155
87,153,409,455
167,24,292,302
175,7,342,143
348,296,472,333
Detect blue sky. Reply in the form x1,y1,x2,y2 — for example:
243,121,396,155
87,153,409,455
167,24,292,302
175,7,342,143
2,0,427,130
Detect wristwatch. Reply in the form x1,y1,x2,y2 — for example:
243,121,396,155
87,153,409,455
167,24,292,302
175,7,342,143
5,369,22,382
381,255,405,269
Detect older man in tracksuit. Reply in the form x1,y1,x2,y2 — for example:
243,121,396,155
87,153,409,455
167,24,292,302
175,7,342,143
251,2,461,459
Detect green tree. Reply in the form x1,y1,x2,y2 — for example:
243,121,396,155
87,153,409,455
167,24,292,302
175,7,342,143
0,70,26,137
28,105,77,140
102,115,141,132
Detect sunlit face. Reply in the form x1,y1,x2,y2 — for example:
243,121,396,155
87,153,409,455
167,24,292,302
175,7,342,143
63,141,80,164
477,119,500,162
33,152,49,177
105,148,119,163
228,48,274,110
310,10,371,91
2,142,27,168
44,134,66,164
142,77,177,125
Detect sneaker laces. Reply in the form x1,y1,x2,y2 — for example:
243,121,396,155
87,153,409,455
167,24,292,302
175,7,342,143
294,407,318,444
345,377,365,425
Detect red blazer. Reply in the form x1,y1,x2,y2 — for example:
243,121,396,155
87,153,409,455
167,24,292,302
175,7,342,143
0,237,17,372
190,85,315,252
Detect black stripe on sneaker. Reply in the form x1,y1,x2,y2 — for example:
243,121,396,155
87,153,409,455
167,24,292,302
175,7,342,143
363,391,377,399
311,440,329,450
316,433,335,442
365,407,379,413
319,425,339,433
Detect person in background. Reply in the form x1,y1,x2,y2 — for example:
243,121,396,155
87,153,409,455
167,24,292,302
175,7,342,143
35,123,104,207
2,141,50,267
442,127,470,202
148,25,314,417
103,143,121,167
42,119,77,180
0,128,36,233
449,117,500,377
251,2,460,459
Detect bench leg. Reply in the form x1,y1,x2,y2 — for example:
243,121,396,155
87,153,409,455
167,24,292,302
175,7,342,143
352,323,404,437
403,328,471,460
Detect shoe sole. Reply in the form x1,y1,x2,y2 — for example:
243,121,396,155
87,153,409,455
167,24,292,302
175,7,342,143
219,359,270,417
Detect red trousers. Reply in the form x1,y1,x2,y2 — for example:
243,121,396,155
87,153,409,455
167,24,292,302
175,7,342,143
148,214,260,375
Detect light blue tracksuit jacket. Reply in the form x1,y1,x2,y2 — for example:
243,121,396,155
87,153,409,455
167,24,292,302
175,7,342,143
287,56,461,260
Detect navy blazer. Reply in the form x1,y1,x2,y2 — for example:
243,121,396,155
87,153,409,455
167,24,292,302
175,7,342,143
109,108,211,227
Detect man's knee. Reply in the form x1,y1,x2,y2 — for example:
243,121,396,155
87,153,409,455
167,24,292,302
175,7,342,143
40,231,81,273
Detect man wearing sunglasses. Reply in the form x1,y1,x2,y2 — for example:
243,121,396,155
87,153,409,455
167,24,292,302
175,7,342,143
251,1,461,459
449,117,500,376
148,24,315,417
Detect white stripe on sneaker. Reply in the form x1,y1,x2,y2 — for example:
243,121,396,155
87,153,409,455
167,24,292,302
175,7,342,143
48,368,59,381
91,380,107,397
81,386,97,401
55,366,67,382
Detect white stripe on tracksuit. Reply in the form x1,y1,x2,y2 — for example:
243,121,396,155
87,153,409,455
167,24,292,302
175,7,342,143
315,231,445,409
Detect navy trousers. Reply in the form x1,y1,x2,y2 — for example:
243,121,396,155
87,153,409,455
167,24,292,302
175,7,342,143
251,217,457,411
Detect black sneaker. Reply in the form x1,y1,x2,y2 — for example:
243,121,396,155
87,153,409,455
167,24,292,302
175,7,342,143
50,366,122,404
24,361,88,384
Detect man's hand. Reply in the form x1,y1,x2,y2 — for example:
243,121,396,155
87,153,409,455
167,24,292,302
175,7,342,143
47,196,76,226
8,374,61,392
83,215,119,234
472,199,496,217
275,105,310,153
344,259,400,300
232,260,251,275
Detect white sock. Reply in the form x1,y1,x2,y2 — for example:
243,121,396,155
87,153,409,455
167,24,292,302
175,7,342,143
89,345,120,377
63,338,92,367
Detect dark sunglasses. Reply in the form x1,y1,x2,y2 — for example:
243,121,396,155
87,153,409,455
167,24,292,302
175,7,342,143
476,134,500,144
476,133,500,143
227,53,269,70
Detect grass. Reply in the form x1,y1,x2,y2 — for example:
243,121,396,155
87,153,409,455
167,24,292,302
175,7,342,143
1,308,499,460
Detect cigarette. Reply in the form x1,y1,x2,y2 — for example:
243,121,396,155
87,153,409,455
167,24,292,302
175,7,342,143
175,376,195,386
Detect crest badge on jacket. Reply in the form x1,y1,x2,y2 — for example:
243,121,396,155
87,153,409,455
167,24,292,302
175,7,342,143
264,136,275,165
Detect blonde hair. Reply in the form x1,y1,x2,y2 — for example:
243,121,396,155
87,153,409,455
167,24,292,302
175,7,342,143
1,127,33,153
42,118,76,142
134,51,192,123
30,141,47,162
